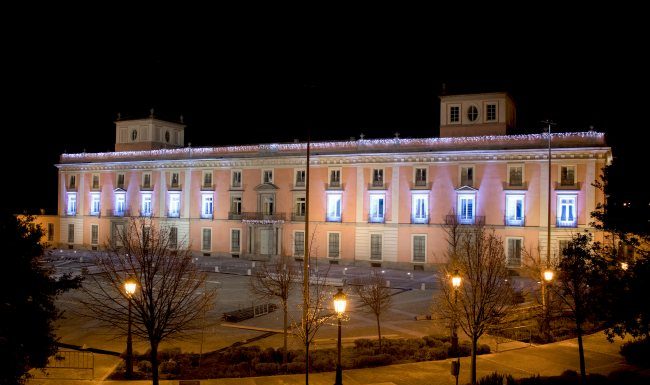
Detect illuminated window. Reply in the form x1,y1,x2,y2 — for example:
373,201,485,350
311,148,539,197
327,193,342,221
201,193,213,218
141,193,152,216
369,194,385,222
90,192,101,215
506,237,523,267
168,192,180,217
114,192,126,216
412,235,426,263
411,193,429,224
66,193,77,215
457,193,475,224
505,194,525,226
557,194,577,227
328,232,340,258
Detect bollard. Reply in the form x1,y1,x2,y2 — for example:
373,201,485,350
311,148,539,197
343,268,347,275
386,280,390,287
247,269,251,276
421,283,426,290
252,261,256,268
215,266,220,273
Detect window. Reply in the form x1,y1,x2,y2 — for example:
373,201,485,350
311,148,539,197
169,227,178,249
202,228,212,251
460,166,474,187
66,193,77,215
232,170,242,187
457,193,475,224
560,165,576,186
141,193,152,216
262,195,274,215
165,130,171,143
90,192,101,215
230,196,242,215
114,192,126,216
327,193,342,221
91,174,100,190
113,223,124,248
203,171,213,188
372,169,384,187
295,197,306,216
486,103,497,122
413,235,426,263
117,173,125,189
329,168,341,187
411,193,429,224
168,192,180,217
201,193,213,218
231,229,241,252
415,167,427,186
370,234,382,260
295,169,306,187
131,129,138,141
467,105,479,122
559,240,570,258
449,105,460,123
170,172,179,188
328,232,340,258
91,224,98,245
263,170,273,184
68,224,74,244
47,223,54,242
505,194,525,226
294,231,305,257
369,194,385,222
142,173,151,189
508,164,524,187
69,175,76,189
557,194,577,227
506,238,523,267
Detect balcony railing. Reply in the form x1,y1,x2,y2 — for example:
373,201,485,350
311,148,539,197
228,211,243,220
241,212,286,221
167,212,180,218
294,181,305,188
368,214,385,223
105,209,132,217
504,216,525,227
411,215,429,224
445,215,486,226
140,210,153,217
326,214,342,222
200,212,214,220
415,179,427,186
556,219,577,228
291,212,306,221
555,181,581,190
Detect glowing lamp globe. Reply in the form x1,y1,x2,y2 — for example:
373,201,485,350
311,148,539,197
124,280,137,296
543,270,554,282
333,288,347,315
451,270,462,289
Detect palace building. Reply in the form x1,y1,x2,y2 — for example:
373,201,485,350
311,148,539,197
41,93,611,269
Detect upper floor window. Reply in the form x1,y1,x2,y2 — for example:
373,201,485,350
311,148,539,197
411,193,429,224
142,173,152,189
295,197,306,217
329,168,341,187
505,194,525,226
557,194,577,227
141,192,152,216
295,169,306,187
91,174,100,190
460,166,474,187
449,105,460,123
508,164,524,187
170,172,180,188
201,193,213,218
114,192,126,216
369,194,385,222
90,192,101,215
232,170,242,188
559,239,570,258
117,173,125,189
131,129,138,141
457,192,475,224
168,192,180,217
327,193,342,221
230,196,242,215
415,167,427,186
467,105,479,122
66,193,77,215
506,237,523,267
263,170,273,184
560,165,576,186
486,103,497,122
203,171,213,188
372,169,384,187
262,195,274,215
68,175,76,190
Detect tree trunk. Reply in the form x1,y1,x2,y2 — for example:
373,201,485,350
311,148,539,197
282,300,288,366
471,335,478,385
376,314,382,350
150,341,159,385
576,321,586,382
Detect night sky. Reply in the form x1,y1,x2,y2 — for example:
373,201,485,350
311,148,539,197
3,11,648,219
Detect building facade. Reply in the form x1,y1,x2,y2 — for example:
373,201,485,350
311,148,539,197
46,93,611,269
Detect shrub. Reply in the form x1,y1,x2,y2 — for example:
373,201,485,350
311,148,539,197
478,372,515,385
137,360,152,373
159,347,182,361
285,361,305,374
620,338,650,367
254,362,279,375
352,354,393,368
353,338,374,349
159,359,179,375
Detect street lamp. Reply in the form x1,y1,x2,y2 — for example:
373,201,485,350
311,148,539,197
333,287,347,385
541,269,553,342
451,269,462,385
124,278,137,379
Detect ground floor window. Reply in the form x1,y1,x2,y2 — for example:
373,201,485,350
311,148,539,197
412,235,426,262
506,237,523,267
328,232,340,258
370,234,382,260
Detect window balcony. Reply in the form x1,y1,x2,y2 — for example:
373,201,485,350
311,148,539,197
105,209,132,217
556,219,577,228
228,212,243,220
445,215,486,226
326,215,342,222
231,182,242,189
411,181,431,190
369,181,385,189
201,184,214,191
167,212,181,218
503,181,528,190
294,181,305,188
168,183,182,191
65,211,77,217
200,213,214,220
411,215,429,224
140,184,153,191
368,214,385,223
505,216,525,227
241,212,286,221
140,210,153,217
555,181,581,190
291,212,306,221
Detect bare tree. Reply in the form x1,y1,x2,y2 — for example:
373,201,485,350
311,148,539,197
436,223,513,385
79,218,215,385
352,269,393,349
250,254,299,365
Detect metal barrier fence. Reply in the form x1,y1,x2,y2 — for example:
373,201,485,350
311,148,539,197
490,325,533,352
33,349,95,380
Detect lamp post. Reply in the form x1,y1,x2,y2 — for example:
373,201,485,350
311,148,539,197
333,287,347,385
124,279,137,379
541,269,553,341
451,269,462,385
